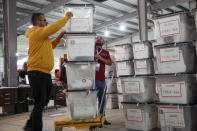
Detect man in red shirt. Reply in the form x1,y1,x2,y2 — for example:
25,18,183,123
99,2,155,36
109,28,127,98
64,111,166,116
95,36,112,125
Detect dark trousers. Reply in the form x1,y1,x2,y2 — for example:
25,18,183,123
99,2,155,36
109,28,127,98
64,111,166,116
95,80,106,115
25,71,52,131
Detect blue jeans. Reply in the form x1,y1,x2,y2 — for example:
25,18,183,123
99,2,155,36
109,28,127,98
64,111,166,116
95,80,106,115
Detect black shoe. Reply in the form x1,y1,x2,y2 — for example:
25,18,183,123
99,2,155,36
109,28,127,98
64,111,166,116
104,120,111,125
23,126,32,131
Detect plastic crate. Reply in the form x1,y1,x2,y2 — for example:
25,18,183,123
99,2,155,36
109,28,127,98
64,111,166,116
156,74,197,104
121,77,156,103
134,59,154,75
122,103,158,131
133,41,153,59
158,105,197,131
63,4,94,33
154,43,196,74
66,62,96,90
115,61,134,77
63,33,96,61
114,44,133,61
67,90,98,120
153,12,196,45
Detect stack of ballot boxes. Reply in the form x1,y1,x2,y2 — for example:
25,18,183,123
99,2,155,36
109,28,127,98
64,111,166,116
63,4,98,120
114,44,134,110
153,12,197,131
121,42,158,131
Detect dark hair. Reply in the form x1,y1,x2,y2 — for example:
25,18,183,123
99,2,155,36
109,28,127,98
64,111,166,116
31,13,44,25
55,69,59,74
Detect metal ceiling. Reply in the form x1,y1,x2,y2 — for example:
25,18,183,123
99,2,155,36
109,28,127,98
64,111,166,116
0,0,191,43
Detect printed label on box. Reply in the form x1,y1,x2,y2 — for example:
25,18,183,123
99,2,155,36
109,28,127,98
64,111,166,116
161,82,184,97
115,47,126,54
136,60,147,69
159,107,185,128
118,62,127,69
70,18,90,32
159,47,180,62
124,81,140,94
134,44,145,52
127,109,143,122
158,15,181,37
65,7,93,32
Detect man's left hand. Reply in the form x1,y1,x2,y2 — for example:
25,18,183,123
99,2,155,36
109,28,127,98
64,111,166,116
58,31,66,39
95,54,102,60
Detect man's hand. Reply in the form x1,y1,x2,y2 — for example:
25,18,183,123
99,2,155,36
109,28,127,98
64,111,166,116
66,12,73,18
58,31,66,39
95,54,112,66
95,54,102,60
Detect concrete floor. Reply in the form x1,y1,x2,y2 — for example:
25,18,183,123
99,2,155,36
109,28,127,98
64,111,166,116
0,107,126,131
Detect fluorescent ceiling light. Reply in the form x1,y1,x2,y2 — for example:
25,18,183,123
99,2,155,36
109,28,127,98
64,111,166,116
104,30,109,37
120,24,126,31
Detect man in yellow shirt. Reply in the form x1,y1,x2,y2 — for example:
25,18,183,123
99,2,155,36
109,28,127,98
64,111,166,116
24,12,73,131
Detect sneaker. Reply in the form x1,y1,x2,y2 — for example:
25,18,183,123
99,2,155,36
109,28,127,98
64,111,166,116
104,120,111,125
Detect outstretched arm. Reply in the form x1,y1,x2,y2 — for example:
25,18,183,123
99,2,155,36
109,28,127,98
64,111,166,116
37,12,72,39
51,31,66,49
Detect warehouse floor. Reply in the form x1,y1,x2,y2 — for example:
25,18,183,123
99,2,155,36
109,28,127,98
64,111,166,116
0,107,126,131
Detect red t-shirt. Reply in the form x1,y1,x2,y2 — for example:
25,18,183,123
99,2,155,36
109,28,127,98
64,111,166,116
95,48,111,80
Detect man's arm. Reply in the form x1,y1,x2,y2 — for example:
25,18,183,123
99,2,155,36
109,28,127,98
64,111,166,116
51,31,66,49
38,12,72,39
95,54,112,66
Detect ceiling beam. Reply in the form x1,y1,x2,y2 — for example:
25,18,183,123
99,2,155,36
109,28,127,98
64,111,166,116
126,21,138,26
112,0,137,9
95,11,115,19
176,5,190,11
148,0,188,12
16,0,72,28
95,11,140,27
98,29,128,36
17,7,34,14
106,34,132,45
94,18,105,23
165,8,175,13
94,0,187,31
126,27,138,32
148,0,174,13
94,11,138,31
107,28,132,34
16,0,44,8
81,0,128,14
